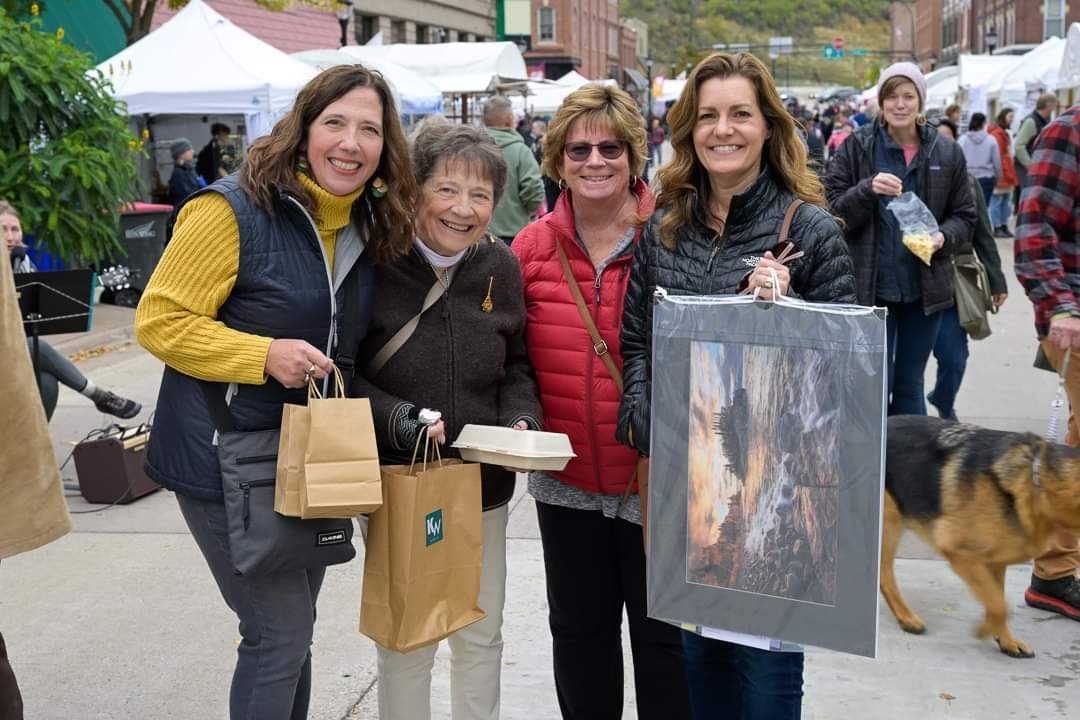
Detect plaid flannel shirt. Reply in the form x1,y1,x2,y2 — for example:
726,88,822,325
1015,106,1080,337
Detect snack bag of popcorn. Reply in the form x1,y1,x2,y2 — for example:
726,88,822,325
887,192,939,266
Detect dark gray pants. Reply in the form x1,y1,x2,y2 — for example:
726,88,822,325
177,494,325,720
27,338,87,421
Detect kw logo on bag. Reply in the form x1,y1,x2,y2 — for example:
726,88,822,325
425,509,444,546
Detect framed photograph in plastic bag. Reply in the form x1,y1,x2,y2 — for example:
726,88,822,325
647,292,887,657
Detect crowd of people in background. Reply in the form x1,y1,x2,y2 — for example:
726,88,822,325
5,50,1079,720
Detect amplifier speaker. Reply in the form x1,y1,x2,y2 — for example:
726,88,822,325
72,427,159,504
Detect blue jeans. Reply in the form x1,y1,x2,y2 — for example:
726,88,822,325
976,176,996,205
177,494,326,720
989,192,1012,228
929,307,967,418
885,301,943,416
682,631,803,720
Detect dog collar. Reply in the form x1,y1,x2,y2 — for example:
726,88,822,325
1031,455,1042,489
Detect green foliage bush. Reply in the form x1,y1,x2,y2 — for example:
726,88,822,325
0,10,143,262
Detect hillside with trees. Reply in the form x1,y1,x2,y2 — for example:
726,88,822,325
623,0,893,87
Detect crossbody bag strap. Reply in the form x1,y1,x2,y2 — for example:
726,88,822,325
366,274,448,378
555,239,623,393
778,199,804,245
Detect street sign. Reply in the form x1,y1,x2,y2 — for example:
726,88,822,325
833,36,844,50
850,48,868,57
823,45,845,59
768,36,794,59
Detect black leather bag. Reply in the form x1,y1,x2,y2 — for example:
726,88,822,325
204,385,355,577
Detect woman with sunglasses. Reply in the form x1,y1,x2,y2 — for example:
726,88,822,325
513,84,691,719
617,53,856,719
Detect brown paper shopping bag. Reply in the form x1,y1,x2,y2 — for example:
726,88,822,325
300,367,382,518
360,437,485,652
274,400,309,517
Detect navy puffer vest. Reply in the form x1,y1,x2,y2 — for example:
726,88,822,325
145,176,374,502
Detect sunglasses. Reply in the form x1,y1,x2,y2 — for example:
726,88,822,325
563,141,627,162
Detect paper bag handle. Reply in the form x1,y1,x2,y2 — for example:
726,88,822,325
409,427,444,473
306,365,347,400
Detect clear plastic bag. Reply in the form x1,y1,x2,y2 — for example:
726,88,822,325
886,191,939,265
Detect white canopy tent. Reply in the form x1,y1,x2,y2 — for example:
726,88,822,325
1058,23,1080,91
924,66,960,111
95,0,316,139
339,42,528,95
520,71,618,115
291,49,443,116
958,54,1025,116
988,36,1066,112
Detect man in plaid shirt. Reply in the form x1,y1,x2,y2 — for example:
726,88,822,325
1015,103,1080,620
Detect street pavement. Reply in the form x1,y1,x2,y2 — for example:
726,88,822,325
2,233,1079,719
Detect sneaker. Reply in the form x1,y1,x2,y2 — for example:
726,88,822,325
994,225,1013,239
92,390,141,420
1025,574,1080,620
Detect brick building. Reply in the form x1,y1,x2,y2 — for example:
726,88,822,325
895,1,1079,71
524,0,627,80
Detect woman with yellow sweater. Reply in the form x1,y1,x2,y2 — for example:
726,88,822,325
134,65,416,720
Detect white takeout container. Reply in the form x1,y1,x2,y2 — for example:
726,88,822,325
451,424,576,472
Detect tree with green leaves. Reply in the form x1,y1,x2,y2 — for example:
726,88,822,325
104,0,339,46
0,10,143,261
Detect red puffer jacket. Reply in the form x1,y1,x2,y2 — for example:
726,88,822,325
988,125,1018,189
513,180,654,495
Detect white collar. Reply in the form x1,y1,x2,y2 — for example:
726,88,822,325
414,236,468,269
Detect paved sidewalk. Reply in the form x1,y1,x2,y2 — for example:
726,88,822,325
3,237,1079,718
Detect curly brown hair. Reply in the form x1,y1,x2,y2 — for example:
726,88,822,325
654,53,828,249
240,64,417,264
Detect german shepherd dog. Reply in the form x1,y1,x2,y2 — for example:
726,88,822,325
881,415,1080,658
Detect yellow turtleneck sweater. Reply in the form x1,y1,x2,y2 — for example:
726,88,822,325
135,174,363,384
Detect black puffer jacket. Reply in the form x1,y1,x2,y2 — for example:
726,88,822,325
825,120,977,314
616,168,857,453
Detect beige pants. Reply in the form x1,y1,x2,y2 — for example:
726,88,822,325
1034,340,1080,580
361,504,509,720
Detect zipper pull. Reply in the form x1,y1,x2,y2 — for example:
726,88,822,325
241,482,252,531
706,245,721,273
594,275,602,304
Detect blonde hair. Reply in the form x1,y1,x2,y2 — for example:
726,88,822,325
541,84,649,185
0,200,19,222
654,53,828,249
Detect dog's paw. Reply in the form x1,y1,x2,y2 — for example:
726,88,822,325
996,637,1035,659
898,616,926,635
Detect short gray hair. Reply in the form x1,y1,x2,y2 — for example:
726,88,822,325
412,123,508,206
483,96,513,126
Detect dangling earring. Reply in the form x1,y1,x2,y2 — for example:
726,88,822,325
370,177,388,198
629,175,640,188
295,155,309,174
557,179,567,191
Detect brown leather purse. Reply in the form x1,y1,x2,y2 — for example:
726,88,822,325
556,240,650,546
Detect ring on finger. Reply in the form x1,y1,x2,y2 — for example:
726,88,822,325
764,279,773,289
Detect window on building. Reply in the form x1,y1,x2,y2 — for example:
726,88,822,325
416,24,429,43
355,14,378,45
539,7,555,41
391,20,406,44
609,26,617,54
1045,0,1065,39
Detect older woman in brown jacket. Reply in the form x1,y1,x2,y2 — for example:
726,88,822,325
0,237,71,719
